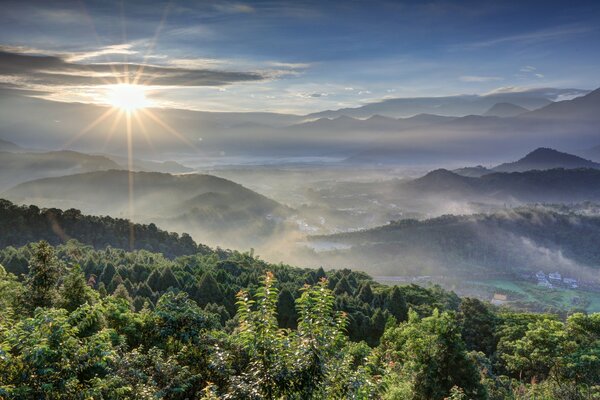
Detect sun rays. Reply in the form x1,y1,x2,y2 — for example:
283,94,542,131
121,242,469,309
61,1,196,250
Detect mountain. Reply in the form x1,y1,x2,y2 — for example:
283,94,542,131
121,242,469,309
483,102,528,117
0,138,23,152
521,87,600,120
103,154,194,174
492,148,600,172
0,198,210,258
306,88,587,119
452,165,493,177
2,170,294,248
307,206,600,278
578,144,600,162
0,150,121,191
289,113,454,133
404,168,600,203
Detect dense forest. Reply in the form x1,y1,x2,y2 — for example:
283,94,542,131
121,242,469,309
0,236,598,397
0,199,209,258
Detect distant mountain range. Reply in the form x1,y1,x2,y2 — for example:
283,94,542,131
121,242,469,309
2,170,294,249
482,102,528,117
1,86,596,162
306,88,587,119
345,88,600,165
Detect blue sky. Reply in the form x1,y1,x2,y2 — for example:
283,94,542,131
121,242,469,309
1,0,599,113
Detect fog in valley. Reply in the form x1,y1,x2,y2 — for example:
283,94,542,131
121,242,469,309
2,86,600,312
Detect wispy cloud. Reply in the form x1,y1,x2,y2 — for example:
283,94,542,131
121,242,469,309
67,44,139,62
459,75,502,82
453,24,595,50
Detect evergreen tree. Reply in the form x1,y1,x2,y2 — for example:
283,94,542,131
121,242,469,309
99,263,116,285
25,241,61,310
146,269,162,292
387,286,408,322
108,273,124,294
159,267,179,292
358,282,374,304
193,272,223,307
60,264,97,311
334,276,352,296
458,298,498,356
113,283,133,305
277,288,298,329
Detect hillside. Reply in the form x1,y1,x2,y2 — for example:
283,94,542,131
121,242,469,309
309,206,600,278
0,199,210,258
404,167,600,203
0,150,121,191
0,138,23,152
483,102,528,117
493,147,600,172
522,87,600,120
3,170,295,248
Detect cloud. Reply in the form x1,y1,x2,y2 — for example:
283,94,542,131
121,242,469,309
66,44,139,62
213,2,255,14
454,24,596,50
520,65,536,72
0,48,264,88
459,75,502,83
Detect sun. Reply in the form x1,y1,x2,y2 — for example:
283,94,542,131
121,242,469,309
105,84,149,112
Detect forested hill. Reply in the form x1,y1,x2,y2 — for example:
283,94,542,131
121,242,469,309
0,199,211,258
310,206,600,277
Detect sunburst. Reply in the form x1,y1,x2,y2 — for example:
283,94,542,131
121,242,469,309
63,2,197,250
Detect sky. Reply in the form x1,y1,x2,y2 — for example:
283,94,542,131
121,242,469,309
1,0,599,114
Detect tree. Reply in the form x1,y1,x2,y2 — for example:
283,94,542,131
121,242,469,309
379,309,486,400
158,267,179,292
333,276,352,296
112,283,133,305
457,298,497,356
357,282,374,304
0,308,115,398
59,264,98,311
25,241,61,310
276,288,298,329
386,286,408,322
193,272,223,307
146,269,162,292
153,291,218,343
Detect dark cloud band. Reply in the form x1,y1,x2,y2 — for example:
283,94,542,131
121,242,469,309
0,49,264,88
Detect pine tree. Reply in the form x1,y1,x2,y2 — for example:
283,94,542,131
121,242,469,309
358,283,374,304
60,264,97,311
193,272,223,307
26,241,61,310
334,276,352,296
146,269,162,292
99,263,116,285
113,283,133,304
387,286,408,322
158,267,179,292
277,288,298,329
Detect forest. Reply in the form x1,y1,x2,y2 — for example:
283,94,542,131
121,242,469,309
0,217,598,398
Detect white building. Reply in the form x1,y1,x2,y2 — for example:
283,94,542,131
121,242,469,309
549,272,562,281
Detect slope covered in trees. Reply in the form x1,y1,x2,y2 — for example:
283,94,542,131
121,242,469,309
3,170,294,248
0,199,209,258
309,206,600,276
0,240,598,399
